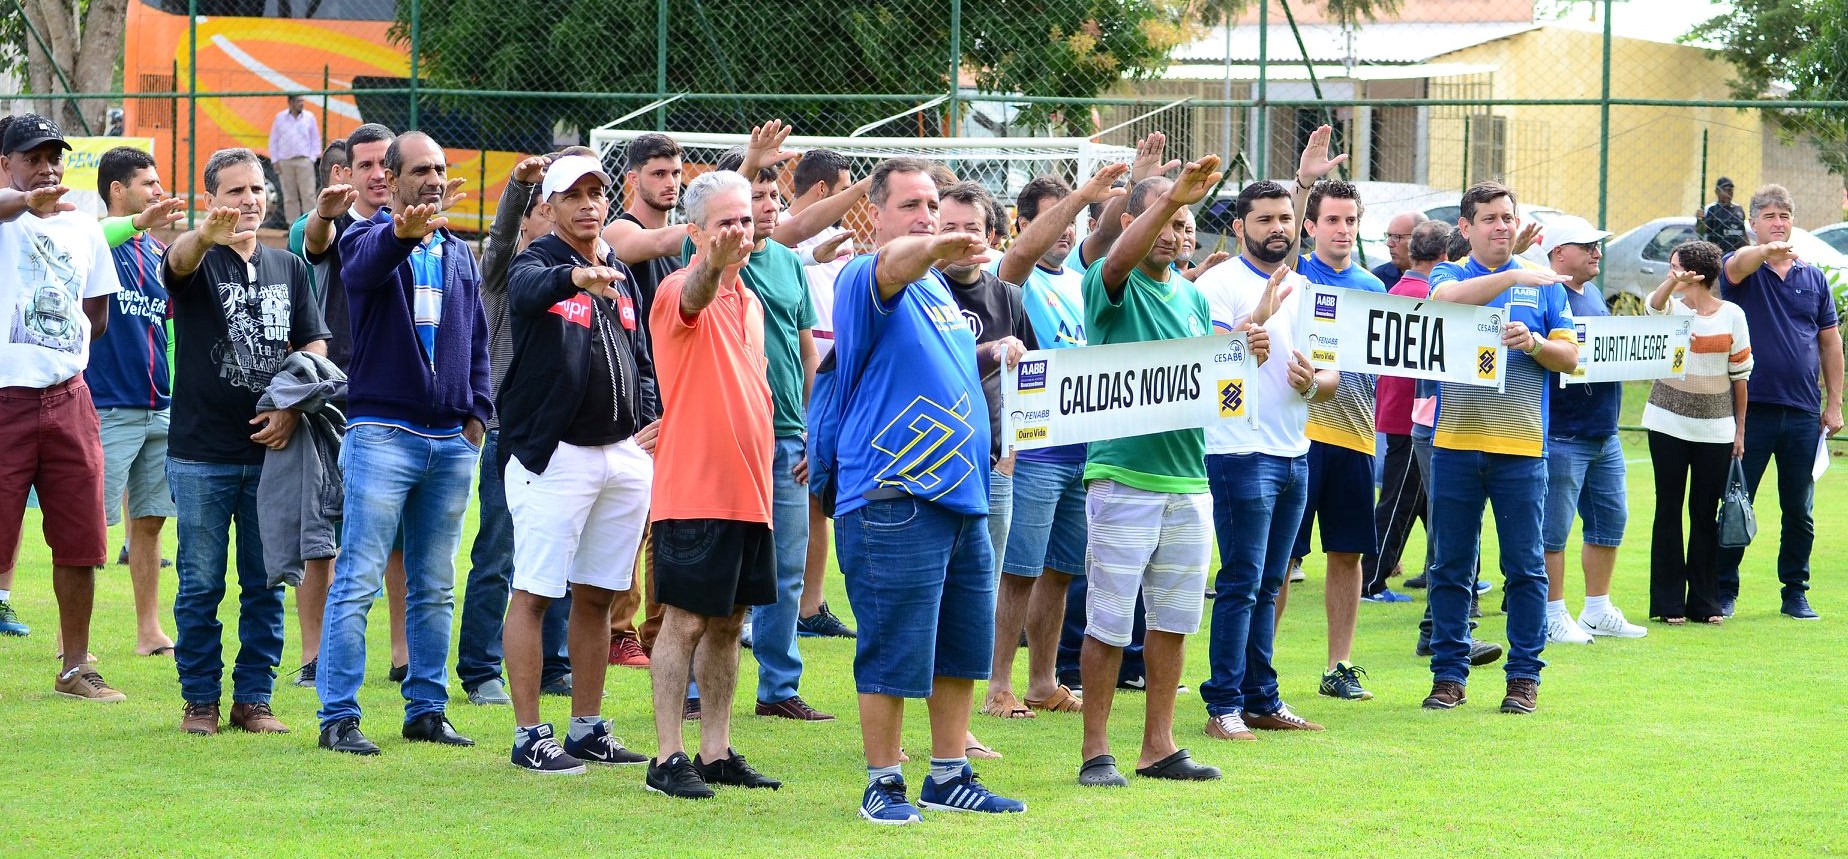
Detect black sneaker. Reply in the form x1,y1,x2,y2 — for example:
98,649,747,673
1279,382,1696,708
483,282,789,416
294,659,317,688
1117,675,1148,691
1318,661,1373,700
647,751,715,799
1782,595,1821,621
1058,670,1083,693
512,724,585,775
1404,573,1428,589
563,720,647,765
796,602,857,638
319,718,380,755
695,748,782,789
541,673,574,696
1469,639,1505,666
1720,595,1737,618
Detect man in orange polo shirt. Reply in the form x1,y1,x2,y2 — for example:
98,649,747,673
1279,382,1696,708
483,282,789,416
644,170,782,799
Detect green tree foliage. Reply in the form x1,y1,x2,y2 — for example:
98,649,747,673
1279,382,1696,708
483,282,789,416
1686,0,1848,178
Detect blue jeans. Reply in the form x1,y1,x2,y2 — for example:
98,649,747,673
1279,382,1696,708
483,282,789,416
1542,434,1628,552
168,458,285,705
838,496,995,698
457,429,570,692
1201,453,1307,716
751,436,811,705
986,469,1013,577
1718,403,1818,600
317,424,478,728
1428,447,1549,683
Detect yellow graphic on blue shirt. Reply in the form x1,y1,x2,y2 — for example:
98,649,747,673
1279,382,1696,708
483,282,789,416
1430,256,1575,457
870,393,977,500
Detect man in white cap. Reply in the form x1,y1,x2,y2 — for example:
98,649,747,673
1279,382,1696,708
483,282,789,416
1538,216,1648,645
498,154,658,773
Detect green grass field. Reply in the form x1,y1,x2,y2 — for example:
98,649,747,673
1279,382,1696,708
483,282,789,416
1,385,1844,857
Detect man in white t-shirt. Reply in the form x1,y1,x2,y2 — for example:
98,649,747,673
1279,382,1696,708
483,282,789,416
1193,180,1338,740
0,114,127,702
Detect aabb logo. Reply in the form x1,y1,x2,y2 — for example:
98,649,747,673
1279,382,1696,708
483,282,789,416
1313,292,1340,321
1476,346,1498,380
1217,379,1245,417
549,294,593,328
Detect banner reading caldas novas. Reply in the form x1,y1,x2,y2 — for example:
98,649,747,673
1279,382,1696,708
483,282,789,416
1297,283,1508,389
1001,333,1253,451
1562,314,1691,385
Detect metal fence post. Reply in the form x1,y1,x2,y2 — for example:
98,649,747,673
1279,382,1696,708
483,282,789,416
1597,0,1612,234
948,0,962,136
655,0,668,131
1256,0,1268,179
408,0,421,130
187,0,198,228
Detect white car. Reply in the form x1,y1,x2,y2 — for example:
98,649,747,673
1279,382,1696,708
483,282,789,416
1599,216,1848,315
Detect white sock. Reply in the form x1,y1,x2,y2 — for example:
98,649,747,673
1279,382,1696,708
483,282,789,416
929,757,968,785
1547,599,1570,620
1583,594,1612,617
0,589,11,602
568,715,601,742
868,763,903,785
516,723,545,745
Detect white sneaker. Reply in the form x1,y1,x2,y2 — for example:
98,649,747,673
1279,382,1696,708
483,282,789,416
1546,611,1594,644
1288,559,1306,583
1579,606,1648,639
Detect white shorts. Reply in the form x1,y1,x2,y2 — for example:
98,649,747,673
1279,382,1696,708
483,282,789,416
1083,479,1211,647
506,438,652,599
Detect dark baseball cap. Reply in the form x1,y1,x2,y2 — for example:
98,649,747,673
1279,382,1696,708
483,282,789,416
1716,176,1734,189
1,113,70,156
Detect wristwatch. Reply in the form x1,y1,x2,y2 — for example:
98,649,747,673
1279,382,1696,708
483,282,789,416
1524,336,1545,357
1300,376,1319,401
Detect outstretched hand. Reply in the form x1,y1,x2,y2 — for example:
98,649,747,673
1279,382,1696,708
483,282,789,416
315,184,358,220
1079,162,1131,205
25,185,76,217
930,232,992,267
199,206,255,247
1252,263,1295,326
1132,132,1182,183
393,203,448,240
132,196,187,231
748,120,800,168
511,155,548,185
1165,155,1225,207
441,177,468,212
1296,124,1348,185
571,265,627,299
704,223,755,270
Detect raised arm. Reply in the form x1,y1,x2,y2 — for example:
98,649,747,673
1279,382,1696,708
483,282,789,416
737,119,800,186
480,156,546,295
0,184,76,224
1000,162,1128,287
1289,124,1349,262
304,184,358,256
773,176,871,247
874,233,990,301
680,223,753,321
165,207,252,279
602,215,687,265
1081,132,1178,267
1100,156,1222,299
1723,241,1796,286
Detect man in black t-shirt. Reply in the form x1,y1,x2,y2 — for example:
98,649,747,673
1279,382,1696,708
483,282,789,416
163,147,329,737
1695,176,1748,255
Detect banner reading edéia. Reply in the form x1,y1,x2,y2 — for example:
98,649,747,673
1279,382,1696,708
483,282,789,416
1562,313,1691,385
1297,283,1507,389
1001,333,1253,451
61,137,156,217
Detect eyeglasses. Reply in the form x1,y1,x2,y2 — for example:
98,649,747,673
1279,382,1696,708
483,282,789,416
1385,233,1411,243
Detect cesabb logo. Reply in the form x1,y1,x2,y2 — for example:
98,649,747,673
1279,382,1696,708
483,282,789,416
1476,346,1498,380
1217,379,1245,417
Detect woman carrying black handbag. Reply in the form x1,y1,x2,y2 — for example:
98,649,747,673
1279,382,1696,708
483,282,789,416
1641,241,1753,625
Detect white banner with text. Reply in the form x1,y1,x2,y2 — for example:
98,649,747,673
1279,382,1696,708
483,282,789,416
1297,283,1507,389
1001,333,1253,451
1562,314,1691,385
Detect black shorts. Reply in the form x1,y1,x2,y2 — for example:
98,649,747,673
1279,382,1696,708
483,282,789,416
652,518,776,617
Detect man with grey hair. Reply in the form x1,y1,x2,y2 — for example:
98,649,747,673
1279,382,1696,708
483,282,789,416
163,146,329,734
1717,183,1843,620
644,169,782,797
1372,209,1428,286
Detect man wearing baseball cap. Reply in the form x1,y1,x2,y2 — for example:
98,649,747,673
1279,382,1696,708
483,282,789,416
498,154,658,774
0,114,128,702
1696,177,1747,255
1538,216,1649,647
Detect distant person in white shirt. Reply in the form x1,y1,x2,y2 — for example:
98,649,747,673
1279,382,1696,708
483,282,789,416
268,94,322,223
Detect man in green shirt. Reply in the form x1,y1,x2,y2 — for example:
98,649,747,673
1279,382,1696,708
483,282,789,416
1076,158,1226,788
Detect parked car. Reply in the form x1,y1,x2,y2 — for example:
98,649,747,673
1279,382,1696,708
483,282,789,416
1600,216,1848,316
1811,221,1848,255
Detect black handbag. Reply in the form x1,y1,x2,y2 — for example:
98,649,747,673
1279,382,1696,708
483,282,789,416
1718,456,1757,549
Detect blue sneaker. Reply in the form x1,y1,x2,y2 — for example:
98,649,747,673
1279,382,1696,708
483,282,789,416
918,764,1026,814
0,599,28,636
1362,589,1413,604
1474,579,1493,596
861,774,922,825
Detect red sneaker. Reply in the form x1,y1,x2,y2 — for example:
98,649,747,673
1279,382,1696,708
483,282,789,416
609,637,651,669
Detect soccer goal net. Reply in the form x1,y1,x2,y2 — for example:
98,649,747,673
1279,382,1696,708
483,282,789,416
588,128,1136,208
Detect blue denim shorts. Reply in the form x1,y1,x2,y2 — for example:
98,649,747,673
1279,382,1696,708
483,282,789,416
1001,458,1087,578
1295,440,1379,556
837,495,996,698
1542,433,1628,551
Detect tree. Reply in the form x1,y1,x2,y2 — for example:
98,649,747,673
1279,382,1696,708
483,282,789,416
394,0,1198,140
2,0,130,134
1686,0,1848,180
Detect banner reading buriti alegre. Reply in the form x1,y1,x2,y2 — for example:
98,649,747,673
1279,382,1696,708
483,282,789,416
1562,314,1691,385
1001,333,1253,451
1297,283,1507,389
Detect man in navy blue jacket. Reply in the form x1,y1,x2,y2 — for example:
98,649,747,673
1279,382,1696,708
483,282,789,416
316,131,493,755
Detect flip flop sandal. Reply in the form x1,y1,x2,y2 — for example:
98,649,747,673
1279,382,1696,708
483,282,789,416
140,645,175,657
966,741,1002,760
980,692,1035,720
1134,749,1222,781
1026,685,1084,713
1078,754,1127,787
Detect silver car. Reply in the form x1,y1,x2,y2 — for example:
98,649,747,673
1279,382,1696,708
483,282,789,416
1599,216,1848,315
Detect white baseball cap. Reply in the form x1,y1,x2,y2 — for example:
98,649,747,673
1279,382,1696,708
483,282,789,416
1538,215,1612,261
541,155,613,199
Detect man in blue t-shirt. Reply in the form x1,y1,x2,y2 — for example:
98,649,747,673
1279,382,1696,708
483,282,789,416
86,147,178,657
811,157,1023,824
1422,182,1577,716
1538,216,1648,643
1717,184,1843,621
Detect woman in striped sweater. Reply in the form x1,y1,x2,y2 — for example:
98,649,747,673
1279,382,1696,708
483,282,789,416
1642,240,1752,625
